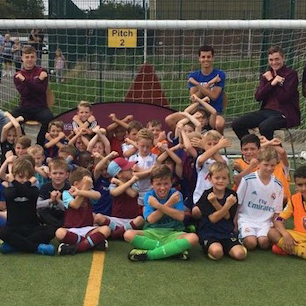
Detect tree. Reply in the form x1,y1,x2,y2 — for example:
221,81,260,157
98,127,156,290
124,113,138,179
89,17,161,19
0,0,45,18
91,1,145,20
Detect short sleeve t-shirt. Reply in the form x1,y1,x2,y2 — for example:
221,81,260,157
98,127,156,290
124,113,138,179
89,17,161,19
143,188,185,231
197,187,238,240
129,153,157,205
237,171,283,227
187,68,226,113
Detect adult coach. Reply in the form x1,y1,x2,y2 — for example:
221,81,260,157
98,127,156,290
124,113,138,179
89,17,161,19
232,46,300,140
13,46,54,146
188,45,226,133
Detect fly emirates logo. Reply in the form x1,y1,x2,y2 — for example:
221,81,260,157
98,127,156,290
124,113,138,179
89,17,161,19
247,198,275,212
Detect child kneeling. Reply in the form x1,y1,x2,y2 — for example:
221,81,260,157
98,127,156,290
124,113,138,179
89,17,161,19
55,167,110,255
124,164,198,261
192,162,246,260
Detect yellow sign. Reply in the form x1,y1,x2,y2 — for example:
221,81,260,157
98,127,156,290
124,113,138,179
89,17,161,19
108,28,137,48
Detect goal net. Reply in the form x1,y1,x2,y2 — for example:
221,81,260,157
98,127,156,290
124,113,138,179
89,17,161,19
1,19,306,152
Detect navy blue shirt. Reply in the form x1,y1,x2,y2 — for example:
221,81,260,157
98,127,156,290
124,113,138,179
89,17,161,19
197,187,237,240
93,175,112,216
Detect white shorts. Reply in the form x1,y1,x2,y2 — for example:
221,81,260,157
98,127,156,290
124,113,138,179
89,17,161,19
68,226,96,237
108,216,133,227
239,222,271,239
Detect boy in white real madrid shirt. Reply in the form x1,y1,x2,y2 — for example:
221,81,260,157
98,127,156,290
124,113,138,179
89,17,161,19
237,146,283,251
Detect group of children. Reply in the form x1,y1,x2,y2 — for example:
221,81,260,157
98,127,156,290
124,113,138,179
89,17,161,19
0,97,305,262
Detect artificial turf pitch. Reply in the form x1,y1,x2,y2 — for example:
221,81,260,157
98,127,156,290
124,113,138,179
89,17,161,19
1,239,306,306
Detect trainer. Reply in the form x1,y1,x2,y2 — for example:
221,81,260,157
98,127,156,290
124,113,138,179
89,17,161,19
13,46,54,146
232,46,300,140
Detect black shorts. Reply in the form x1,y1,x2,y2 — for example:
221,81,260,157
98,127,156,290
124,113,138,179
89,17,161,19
201,236,241,255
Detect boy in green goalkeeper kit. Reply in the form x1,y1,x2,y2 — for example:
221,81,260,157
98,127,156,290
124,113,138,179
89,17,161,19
124,164,198,261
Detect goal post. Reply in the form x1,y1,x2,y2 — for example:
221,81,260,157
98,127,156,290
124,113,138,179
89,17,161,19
1,19,306,140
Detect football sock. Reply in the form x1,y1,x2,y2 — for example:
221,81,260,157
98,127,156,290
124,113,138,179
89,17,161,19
111,226,125,240
131,235,160,250
76,232,106,253
124,220,137,231
62,231,83,245
147,238,191,260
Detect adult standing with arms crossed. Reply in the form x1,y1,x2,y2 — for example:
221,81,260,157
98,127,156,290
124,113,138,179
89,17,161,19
232,46,300,140
13,46,54,146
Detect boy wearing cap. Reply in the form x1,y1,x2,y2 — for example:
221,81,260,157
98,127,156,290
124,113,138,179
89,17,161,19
95,157,145,239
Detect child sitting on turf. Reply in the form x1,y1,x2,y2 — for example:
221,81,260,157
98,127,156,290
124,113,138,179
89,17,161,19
237,146,283,251
44,120,68,158
37,157,70,228
259,136,291,205
122,120,143,159
27,144,49,189
58,144,78,171
156,142,183,183
0,135,31,179
268,165,306,259
124,164,198,261
75,151,94,172
0,157,55,255
95,157,144,239
0,111,23,163
68,132,90,153
129,128,157,207
93,151,118,217
192,162,246,260
106,113,133,157
55,167,110,255
232,134,260,191
87,126,111,158
72,101,97,137
233,134,290,205
193,130,230,206
146,119,167,156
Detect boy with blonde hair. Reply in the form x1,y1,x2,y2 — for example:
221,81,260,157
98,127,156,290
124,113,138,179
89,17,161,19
193,130,230,205
129,128,157,207
37,157,70,228
192,162,246,261
237,146,283,251
72,101,97,134
27,144,49,188
0,111,23,163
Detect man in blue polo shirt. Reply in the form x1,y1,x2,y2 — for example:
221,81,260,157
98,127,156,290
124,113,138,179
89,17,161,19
188,45,226,134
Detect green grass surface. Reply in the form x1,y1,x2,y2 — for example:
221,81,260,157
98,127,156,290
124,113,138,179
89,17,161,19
1,234,306,306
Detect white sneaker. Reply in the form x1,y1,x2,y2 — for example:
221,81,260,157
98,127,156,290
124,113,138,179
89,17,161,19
3,72,6,77
300,151,306,159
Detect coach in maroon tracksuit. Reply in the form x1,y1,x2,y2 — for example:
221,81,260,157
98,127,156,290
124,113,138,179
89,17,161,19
13,46,54,146
232,46,300,140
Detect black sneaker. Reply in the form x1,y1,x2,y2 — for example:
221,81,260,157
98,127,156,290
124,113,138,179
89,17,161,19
94,240,109,251
177,250,189,260
58,243,77,255
128,249,148,262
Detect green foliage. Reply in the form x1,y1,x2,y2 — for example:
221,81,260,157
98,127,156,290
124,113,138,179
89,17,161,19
0,0,44,18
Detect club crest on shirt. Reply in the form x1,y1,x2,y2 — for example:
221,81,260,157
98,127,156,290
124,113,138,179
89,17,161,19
271,192,276,200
